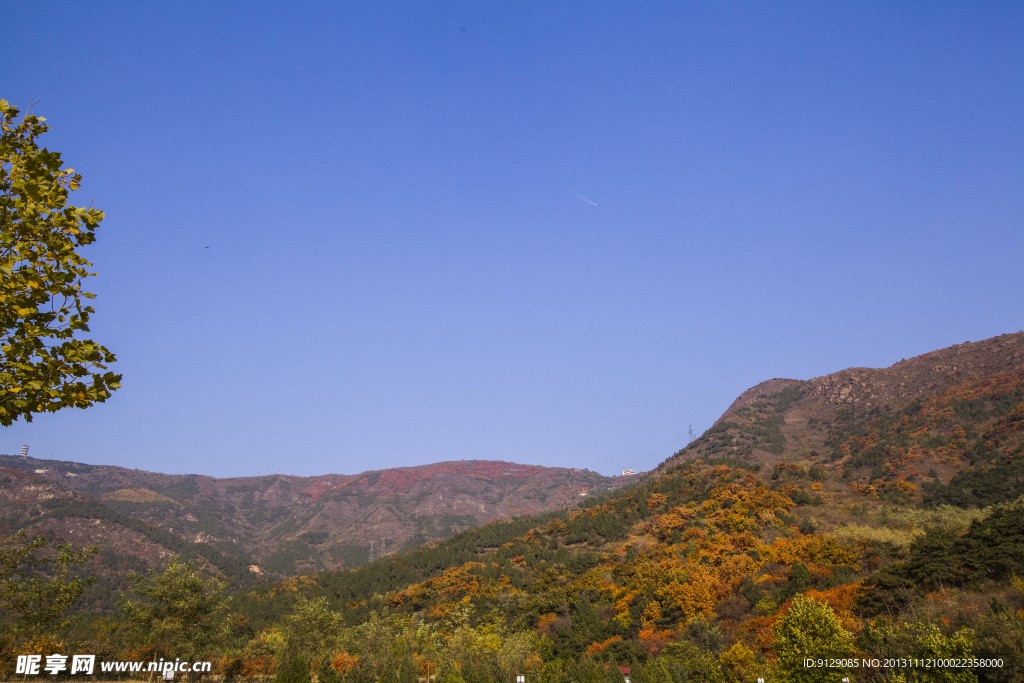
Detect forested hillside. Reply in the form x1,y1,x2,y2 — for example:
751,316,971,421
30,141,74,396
667,332,1024,508
4,333,1024,682
223,332,1024,682
0,457,626,599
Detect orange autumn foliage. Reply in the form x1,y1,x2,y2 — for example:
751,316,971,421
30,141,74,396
242,656,277,678
805,582,864,632
585,636,623,656
331,652,358,675
638,627,676,654
535,612,558,637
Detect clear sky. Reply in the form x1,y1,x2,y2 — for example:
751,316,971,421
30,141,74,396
3,2,1022,478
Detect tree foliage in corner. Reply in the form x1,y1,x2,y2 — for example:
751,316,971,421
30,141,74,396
0,99,119,426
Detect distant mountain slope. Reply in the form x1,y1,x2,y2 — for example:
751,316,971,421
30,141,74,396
0,465,259,612
0,456,629,592
665,331,1024,507
230,333,1024,670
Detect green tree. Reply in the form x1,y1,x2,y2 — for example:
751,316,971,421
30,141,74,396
537,659,568,683
773,595,854,683
603,658,626,683
0,99,119,426
0,529,96,638
317,658,342,683
497,630,539,682
577,657,605,683
396,646,419,683
572,596,603,648
437,659,466,683
662,642,724,683
873,621,977,683
118,556,231,662
973,605,1024,683
683,615,724,655
282,595,341,668
631,658,675,683
275,652,312,683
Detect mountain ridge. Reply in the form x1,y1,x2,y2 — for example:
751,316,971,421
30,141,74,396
224,332,1024,678
672,331,1024,494
0,455,631,607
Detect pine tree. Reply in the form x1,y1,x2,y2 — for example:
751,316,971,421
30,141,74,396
344,664,374,683
274,654,312,683
397,649,419,683
645,659,676,683
560,657,582,683
604,659,626,683
437,660,466,683
578,657,604,683
317,659,341,683
573,596,602,646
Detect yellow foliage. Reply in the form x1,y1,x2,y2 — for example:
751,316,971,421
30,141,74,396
827,524,919,549
535,613,558,636
545,518,566,534
719,641,770,683
641,600,663,629
17,636,65,657
766,535,860,569
654,505,696,540
1012,573,1024,597
848,482,879,497
647,493,668,510
895,480,917,494
614,590,639,627
658,564,717,621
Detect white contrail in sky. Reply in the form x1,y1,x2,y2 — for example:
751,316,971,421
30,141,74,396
565,188,597,206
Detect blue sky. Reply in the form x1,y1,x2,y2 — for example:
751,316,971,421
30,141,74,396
3,2,1022,478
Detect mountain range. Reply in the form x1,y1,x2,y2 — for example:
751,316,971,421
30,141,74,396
217,331,1024,679
0,456,630,609
3,331,1023,625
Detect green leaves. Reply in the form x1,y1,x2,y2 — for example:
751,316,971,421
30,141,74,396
281,595,342,665
117,556,232,662
0,529,97,638
0,99,120,425
773,594,855,683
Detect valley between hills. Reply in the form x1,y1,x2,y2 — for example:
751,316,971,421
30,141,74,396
3,331,1024,682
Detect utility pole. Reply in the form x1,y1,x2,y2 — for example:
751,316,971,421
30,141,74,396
688,425,695,444
368,540,376,564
